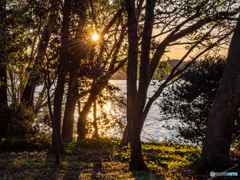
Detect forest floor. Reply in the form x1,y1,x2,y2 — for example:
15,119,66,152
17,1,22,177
0,139,239,180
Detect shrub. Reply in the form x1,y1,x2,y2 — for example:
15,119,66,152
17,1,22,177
0,103,51,151
0,103,36,139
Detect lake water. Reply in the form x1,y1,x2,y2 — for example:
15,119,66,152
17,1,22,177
36,80,178,143
109,80,178,142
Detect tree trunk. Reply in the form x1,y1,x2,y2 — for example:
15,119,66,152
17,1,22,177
61,1,87,143
52,0,71,153
125,0,155,170
125,0,147,170
0,0,7,108
62,72,77,143
77,90,97,139
44,45,60,164
120,124,129,147
129,113,147,170
121,0,155,151
21,81,35,107
202,16,240,164
9,71,16,104
93,99,98,139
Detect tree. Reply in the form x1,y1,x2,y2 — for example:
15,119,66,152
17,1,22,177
42,39,60,164
21,0,60,107
61,0,88,143
76,1,127,140
52,0,72,153
124,0,240,170
0,0,38,108
202,15,240,165
160,57,240,149
53,0,126,145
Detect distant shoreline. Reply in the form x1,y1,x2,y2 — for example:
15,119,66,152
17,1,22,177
110,59,187,80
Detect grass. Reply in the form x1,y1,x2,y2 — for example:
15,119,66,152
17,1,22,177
0,139,238,180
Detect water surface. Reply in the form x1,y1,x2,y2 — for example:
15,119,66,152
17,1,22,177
109,80,177,142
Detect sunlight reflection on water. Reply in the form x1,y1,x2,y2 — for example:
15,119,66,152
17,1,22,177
36,80,178,142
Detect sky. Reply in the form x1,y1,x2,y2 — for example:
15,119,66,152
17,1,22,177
152,29,229,61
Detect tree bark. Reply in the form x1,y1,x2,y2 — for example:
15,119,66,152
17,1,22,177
120,124,129,147
9,71,16,104
52,0,71,153
202,16,240,164
21,81,35,107
93,99,98,139
62,72,78,143
0,0,7,108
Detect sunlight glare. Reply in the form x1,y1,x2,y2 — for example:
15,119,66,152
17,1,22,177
92,34,99,40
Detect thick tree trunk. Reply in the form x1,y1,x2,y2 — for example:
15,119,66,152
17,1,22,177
202,16,240,164
61,1,87,143
52,0,71,153
0,0,7,108
125,0,155,170
62,72,77,142
125,0,147,170
121,0,155,150
129,113,147,170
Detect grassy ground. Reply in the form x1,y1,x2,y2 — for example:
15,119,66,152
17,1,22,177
0,139,239,180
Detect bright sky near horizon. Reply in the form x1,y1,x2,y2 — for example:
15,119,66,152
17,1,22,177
152,29,229,61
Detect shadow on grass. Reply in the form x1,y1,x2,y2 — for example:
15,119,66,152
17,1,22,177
33,152,60,179
0,140,211,179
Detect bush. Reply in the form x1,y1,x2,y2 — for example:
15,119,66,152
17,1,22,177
0,103,51,151
160,56,240,149
0,103,36,139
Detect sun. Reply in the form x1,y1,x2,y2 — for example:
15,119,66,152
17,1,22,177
92,34,99,40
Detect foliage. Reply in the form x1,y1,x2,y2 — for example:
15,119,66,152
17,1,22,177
154,61,172,80
160,56,240,149
0,103,36,139
0,103,51,151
